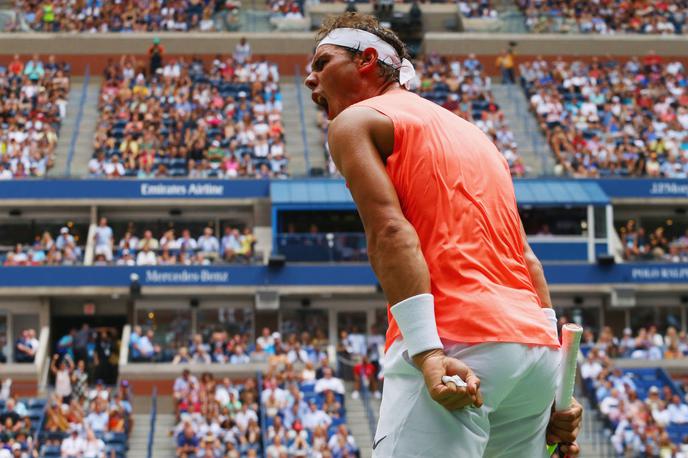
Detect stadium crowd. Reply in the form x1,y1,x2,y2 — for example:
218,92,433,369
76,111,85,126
317,53,526,177
94,218,256,266
11,0,231,33
520,55,688,178
517,0,688,34
172,369,263,457
581,324,688,360
0,382,41,458
581,339,688,456
619,220,688,262
0,54,70,179
1,225,84,266
458,0,497,19
35,322,129,458
90,52,288,179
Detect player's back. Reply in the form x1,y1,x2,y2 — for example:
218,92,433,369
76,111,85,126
354,89,558,349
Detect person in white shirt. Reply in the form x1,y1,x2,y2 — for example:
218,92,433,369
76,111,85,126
93,217,114,261
86,400,109,433
214,377,239,407
233,38,251,65
177,229,198,253
229,346,250,364
61,428,85,458
50,354,73,401
104,155,125,177
314,368,345,395
261,381,288,405
136,245,157,265
82,428,106,458
197,227,220,260
302,401,331,431
668,394,688,424
580,352,603,381
137,329,156,360
327,425,357,454
235,403,258,431
88,152,106,177
256,328,274,351
347,328,367,356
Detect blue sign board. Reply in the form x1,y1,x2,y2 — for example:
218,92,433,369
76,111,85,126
595,179,688,199
0,264,687,288
0,180,270,200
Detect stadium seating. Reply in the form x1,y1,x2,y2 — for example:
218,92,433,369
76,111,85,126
0,55,70,178
12,0,227,32
91,56,287,179
520,56,688,178
517,0,686,34
172,371,262,457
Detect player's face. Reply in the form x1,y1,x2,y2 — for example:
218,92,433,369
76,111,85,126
305,45,363,120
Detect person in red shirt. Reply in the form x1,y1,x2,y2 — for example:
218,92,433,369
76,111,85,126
353,355,379,399
8,54,23,76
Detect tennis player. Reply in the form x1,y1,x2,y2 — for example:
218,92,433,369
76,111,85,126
306,13,583,458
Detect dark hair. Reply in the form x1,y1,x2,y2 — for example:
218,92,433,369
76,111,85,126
315,12,410,84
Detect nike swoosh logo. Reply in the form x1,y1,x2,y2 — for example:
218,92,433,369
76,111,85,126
373,435,388,450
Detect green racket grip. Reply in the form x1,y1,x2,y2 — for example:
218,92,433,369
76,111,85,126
547,443,557,456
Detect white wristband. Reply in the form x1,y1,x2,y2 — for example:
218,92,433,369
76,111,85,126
542,308,558,337
390,293,443,357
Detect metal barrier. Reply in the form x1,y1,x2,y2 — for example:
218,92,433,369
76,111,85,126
65,64,90,176
146,386,158,458
294,64,312,174
358,367,379,444
257,371,269,455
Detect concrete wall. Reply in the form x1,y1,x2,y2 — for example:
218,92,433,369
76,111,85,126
2,32,688,76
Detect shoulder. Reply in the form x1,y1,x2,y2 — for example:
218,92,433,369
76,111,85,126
329,105,395,157
330,105,391,136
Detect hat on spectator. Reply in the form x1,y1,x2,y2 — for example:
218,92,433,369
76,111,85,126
121,379,130,387
623,328,632,335
238,91,247,98
153,37,161,44
649,386,659,394
60,227,69,234
11,444,21,451
272,331,281,339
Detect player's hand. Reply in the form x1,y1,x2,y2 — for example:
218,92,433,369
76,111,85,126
547,397,582,456
413,349,483,411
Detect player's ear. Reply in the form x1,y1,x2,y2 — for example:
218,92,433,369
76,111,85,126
358,48,378,75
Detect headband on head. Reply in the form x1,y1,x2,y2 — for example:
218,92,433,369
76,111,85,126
316,28,416,89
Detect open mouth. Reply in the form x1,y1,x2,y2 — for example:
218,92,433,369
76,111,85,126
312,93,329,116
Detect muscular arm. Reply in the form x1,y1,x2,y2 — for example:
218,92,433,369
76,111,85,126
327,107,430,306
521,225,553,308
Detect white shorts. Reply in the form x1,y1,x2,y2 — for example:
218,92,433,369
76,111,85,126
373,339,560,458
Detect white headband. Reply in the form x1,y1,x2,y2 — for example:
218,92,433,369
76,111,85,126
316,28,416,89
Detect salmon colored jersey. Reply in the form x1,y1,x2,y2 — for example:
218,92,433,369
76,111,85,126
352,90,560,351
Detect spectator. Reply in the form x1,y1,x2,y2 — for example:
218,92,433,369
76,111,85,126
14,329,38,363
92,218,114,262
352,355,380,399
233,37,251,65
50,354,73,402
314,367,345,395
136,244,157,266
197,227,220,261
61,427,85,458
